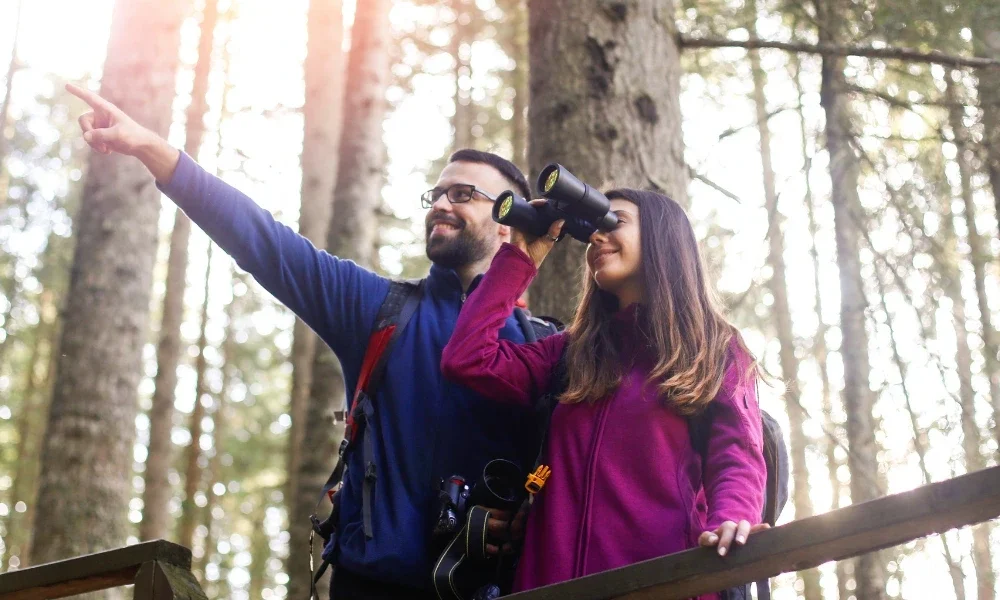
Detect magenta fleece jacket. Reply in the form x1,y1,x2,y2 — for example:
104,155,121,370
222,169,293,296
441,244,767,595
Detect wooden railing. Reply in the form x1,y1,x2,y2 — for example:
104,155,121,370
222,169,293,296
3,465,998,600
0,539,206,600
509,464,1000,600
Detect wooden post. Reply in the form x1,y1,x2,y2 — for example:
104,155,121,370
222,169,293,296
0,540,207,600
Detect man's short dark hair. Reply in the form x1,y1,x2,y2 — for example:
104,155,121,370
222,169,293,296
449,149,531,201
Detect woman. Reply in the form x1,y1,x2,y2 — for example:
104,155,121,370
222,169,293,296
440,189,769,595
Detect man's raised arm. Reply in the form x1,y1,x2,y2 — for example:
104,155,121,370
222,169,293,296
66,83,388,364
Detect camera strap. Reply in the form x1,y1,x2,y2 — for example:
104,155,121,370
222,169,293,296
432,505,496,600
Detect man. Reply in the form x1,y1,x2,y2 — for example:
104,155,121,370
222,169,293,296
67,83,538,599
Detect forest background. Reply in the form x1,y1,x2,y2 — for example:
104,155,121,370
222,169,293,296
1,0,1000,599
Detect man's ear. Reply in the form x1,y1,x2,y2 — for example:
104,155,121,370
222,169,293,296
498,223,512,241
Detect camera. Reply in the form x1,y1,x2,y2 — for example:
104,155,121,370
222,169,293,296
432,459,524,539
433,475,471,538
492,163,619,243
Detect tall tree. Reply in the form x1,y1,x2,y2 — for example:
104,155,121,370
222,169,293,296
2,307,53,571
936,76,995,600
507,0,528,172
30,0,186,567
0,0,25,177
945,73,1000,447
972,8,1000,238
526,0,688,323
286,0,346,515
748,10,819,598
142,0,220,542
814,0,886,596
197,269,239,578
450,0,475,152
178,242,215,550
792,49,851,599
289,0,392,597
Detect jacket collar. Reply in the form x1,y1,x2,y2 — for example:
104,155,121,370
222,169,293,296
427,263,485,302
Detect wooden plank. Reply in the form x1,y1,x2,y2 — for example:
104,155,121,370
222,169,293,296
0,540,193,598
509,465,1000,600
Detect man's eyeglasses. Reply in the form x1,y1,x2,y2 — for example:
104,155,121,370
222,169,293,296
420,184,496,209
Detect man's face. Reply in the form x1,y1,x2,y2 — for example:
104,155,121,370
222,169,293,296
424,161,512,269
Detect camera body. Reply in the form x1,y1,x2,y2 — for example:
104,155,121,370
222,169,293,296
433,459,524,539
433,475,471,538
492,163,619,243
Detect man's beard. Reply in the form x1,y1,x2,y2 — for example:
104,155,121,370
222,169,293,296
425,219,492,270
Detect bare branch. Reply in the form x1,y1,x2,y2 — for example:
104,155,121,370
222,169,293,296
677,36,1000,69
688,167,744,203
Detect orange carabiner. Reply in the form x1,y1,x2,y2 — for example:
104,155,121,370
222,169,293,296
525,465,551,495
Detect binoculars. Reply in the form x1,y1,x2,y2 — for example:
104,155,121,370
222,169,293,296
492,164,619,243
432,459,525,539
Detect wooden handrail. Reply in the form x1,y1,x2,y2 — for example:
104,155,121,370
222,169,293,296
0,539,206,600
509,464,1000,600
4,465,999,599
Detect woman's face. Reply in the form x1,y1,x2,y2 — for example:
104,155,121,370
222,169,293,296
586,198,643,306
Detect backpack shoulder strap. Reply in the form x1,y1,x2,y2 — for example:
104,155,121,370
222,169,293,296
513,307,562,343
362,279,425,398
316,279,424,529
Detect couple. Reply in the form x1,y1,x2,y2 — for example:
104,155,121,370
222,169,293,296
69,83,768,600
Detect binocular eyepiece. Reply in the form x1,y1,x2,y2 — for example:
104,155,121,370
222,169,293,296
492,164,619,243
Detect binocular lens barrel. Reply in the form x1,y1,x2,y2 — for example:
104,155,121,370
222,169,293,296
493,191,550,238
491,164,619,243
537,164,619,232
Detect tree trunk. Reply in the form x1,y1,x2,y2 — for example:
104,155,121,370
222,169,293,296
289,1,391,598
29,0,185,570
451,0,474,151
748,20,820,600
526,0,687,324
0,0,24,178
873,263,967,600
248,496,270,600
509,0,528,173
0,274,21,368
286,0,346,518
814,1,885,597
2,312,50,571
937,78,994,600
947,73,1000,436
177,243,215,550
142,0,219,542
197,270,237,578
792,51,850,600
973,14,1000,246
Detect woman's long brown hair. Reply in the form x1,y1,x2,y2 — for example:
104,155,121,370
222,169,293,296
560,188,756,415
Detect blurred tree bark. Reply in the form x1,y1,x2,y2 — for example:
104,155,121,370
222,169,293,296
30,0,186,576
142,0,220,542
526,0,688,324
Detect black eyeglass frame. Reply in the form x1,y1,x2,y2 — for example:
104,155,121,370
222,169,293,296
420,183,497,209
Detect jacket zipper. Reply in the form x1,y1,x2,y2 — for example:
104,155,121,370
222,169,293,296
572,392,615,578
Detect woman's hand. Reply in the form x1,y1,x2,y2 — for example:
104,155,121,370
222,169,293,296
698,520,770,556
510,199,565,270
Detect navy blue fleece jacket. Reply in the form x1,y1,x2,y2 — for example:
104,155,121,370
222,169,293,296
158,152,539,588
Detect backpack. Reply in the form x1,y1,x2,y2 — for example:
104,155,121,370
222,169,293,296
308,279,561,599
538,352,789,600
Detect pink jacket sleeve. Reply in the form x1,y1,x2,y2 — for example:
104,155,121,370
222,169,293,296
702,344,768,531
441,243,568,406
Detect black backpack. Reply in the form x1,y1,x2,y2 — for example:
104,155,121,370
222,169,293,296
538,352,789,600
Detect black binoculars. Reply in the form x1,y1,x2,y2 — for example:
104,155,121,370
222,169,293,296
492,163,619,243
432,459,524,539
